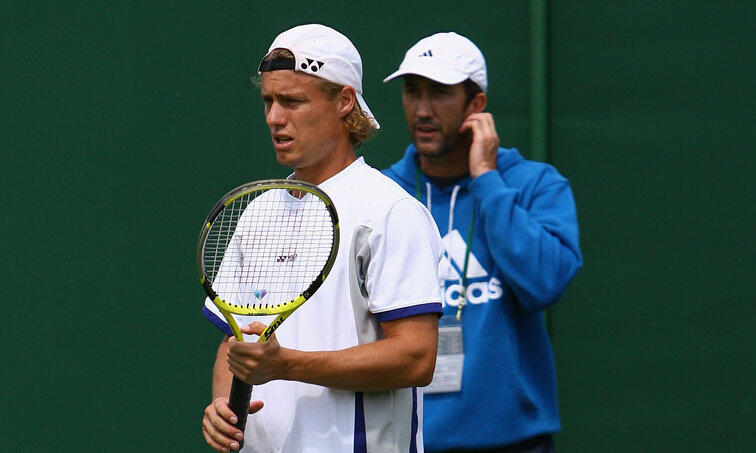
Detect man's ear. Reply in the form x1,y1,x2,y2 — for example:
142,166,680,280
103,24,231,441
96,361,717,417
338,86,357,117
467,92,487,114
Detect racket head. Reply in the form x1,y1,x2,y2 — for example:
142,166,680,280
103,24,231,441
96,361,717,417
197,179,339,320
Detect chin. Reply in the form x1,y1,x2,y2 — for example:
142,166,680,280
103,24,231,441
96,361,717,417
414,144,444,157
275,153,298,168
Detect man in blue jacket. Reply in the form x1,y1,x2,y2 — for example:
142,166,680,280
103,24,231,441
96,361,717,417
383,32,583,452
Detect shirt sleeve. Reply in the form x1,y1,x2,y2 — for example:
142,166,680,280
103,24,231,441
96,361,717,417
364,198,444,321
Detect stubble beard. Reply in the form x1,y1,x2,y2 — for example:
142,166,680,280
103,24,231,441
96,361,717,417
414,129,465,160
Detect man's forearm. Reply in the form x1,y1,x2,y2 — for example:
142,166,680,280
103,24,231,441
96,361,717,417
279,314,438,391
212,336,233,399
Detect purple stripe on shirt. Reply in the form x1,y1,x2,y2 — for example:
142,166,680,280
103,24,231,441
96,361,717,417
353,391,367,453
374,302,443,322
411,387,419,453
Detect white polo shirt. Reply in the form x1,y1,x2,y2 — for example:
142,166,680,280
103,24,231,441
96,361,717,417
203,157,443,453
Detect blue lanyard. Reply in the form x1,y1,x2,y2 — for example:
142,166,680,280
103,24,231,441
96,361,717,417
415,168,476,321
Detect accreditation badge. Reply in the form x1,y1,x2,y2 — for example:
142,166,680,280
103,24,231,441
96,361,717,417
424,316,464,394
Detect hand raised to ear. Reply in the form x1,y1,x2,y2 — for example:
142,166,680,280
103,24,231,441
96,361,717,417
460,112,499,178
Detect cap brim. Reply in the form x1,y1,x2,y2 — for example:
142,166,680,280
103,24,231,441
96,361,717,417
383,61,469,86
356,93,380,129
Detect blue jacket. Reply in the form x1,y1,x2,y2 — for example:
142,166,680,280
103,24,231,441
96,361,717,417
383,145,582,450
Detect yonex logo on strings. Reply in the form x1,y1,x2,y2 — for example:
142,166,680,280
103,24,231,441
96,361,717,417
301,59,325,72
277,253,297,263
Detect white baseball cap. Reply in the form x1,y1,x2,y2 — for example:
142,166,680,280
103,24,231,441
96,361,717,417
259,24,379,129
383,32,487,93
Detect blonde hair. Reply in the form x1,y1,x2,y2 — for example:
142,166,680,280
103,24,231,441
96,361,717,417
259,49,377,148
316,79,376,148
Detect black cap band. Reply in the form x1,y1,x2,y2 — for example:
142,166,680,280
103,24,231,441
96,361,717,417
258,57,296,73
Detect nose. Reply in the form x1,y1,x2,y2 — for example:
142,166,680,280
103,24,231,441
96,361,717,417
413,93,433,119
266,102,286,128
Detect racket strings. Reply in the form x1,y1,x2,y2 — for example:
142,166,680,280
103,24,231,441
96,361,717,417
204,188,335,313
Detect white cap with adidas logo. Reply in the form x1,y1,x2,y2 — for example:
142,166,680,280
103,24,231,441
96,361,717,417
383,32,488,94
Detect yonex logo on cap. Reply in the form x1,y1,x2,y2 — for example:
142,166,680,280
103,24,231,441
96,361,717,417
301,59,325,72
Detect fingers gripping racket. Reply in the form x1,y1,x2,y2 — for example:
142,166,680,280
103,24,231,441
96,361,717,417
197,179,339,449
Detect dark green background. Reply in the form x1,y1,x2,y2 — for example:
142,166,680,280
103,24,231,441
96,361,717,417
2,1,753,451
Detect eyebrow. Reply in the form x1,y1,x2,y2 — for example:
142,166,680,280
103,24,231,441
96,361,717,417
261,90,308,103
403,77,449,90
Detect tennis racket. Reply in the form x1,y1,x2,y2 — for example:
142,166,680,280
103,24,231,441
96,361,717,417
197,179,339,450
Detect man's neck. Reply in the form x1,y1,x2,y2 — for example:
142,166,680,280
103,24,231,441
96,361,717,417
425,173,469,190
417,146,470,179
295,148,357,185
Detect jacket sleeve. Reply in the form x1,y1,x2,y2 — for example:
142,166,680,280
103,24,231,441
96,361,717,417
468,167,582,311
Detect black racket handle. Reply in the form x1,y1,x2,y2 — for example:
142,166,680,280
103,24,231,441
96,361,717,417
228,376,252,451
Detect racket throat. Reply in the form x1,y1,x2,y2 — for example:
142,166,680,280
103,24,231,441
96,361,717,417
217,304,244,341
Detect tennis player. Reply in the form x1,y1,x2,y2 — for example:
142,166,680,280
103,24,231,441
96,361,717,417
383,32,583,452
201,24,444,453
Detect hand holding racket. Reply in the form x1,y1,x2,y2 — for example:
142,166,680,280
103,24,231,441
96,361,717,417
197,179,339,451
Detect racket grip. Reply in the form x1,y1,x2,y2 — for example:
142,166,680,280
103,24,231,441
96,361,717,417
228,376,252,450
